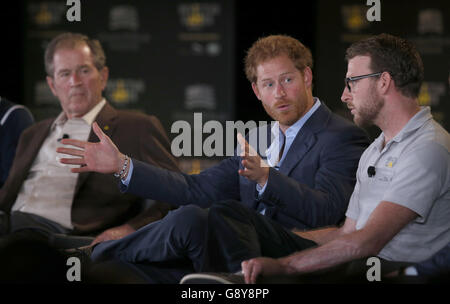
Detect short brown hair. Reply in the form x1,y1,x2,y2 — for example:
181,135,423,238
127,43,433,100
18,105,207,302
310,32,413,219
244,35,313,83
45,32,106,77
345,33,424,98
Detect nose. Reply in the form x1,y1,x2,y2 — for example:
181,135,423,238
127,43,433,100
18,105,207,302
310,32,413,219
341,86,351,104
69,71,82,86
274,82,286,98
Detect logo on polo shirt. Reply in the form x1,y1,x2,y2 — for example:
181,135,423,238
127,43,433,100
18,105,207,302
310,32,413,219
384,157,397,168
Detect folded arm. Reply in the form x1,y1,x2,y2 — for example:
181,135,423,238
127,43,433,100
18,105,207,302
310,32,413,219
242,201,418,283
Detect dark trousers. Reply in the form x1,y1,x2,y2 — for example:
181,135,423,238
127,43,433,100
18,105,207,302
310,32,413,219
88,260,194,284
91,205,208,283
0,211,93,249
1,211,70,233
0,211,81,282
91,201,317,282
203,200,317,272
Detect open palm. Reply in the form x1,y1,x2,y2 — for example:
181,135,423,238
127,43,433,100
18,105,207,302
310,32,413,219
57,122,123,174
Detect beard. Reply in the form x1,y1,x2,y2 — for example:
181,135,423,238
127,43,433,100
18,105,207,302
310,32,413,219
353,88,384,128
262,97,309,129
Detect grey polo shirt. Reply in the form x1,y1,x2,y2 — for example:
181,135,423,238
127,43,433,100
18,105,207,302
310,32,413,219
346,107,450,262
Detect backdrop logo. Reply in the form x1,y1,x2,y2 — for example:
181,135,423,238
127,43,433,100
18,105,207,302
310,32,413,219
28,2,66,26
109,5,139,31
106,79,146,105
341,5,369,32
178,3,221,30
418,82,446,107
418,9,443,35
184,84,216,110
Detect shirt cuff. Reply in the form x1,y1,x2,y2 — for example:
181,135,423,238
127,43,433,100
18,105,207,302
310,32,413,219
404,266,419,276
256,181,268,197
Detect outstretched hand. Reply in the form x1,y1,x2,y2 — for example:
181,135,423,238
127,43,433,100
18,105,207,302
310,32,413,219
237,133,269,187
57,122,124,174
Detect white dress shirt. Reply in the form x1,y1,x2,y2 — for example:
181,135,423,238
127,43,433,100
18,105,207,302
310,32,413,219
12,99,106,229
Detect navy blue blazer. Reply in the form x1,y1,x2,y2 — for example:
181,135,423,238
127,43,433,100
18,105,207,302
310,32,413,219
0,98,34,188
123,103,370,230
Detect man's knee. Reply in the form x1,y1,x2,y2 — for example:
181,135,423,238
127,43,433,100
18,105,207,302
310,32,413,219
169,205,208,234
209,200,248,221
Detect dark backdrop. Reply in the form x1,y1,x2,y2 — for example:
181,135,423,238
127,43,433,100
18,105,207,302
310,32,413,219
1,1,316,125
1,1,448,142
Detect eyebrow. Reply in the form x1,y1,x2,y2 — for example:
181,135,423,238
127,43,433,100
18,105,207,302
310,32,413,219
260,71,296,82
56,68,70,75
56,64,91,73
77,64,91,70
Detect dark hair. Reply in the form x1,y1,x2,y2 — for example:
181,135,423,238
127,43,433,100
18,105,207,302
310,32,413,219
245,35,313,83
45,32,106,77
345,33,424,98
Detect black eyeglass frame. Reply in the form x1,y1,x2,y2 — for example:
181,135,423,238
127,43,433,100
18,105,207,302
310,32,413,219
345,72,383,92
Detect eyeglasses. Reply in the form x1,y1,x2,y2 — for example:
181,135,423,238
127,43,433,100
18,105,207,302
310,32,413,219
345,72,382,92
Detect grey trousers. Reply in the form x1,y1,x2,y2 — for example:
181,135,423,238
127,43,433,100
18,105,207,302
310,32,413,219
0,211,93,249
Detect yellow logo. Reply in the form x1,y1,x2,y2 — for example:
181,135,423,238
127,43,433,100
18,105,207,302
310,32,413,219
178,3,220,30
385,157,397,168
418,83,431,106
341,5,370,32
111,80,130,104
35,3,52,25
187,4,204,28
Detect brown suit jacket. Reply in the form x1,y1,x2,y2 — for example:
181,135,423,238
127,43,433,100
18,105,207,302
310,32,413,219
0,102,179,235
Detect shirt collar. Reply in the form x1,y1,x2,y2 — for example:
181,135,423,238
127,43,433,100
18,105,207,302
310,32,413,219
374,106,432,151
266,98,321,166
52,98,106,129
392,107,432,141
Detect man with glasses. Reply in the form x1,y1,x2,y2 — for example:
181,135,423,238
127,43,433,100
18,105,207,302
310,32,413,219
180,33,450,284
215,33,450,284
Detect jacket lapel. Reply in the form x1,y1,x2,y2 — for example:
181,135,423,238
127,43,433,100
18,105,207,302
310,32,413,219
17,120,53,183
74,102,118,193
29,122,54,165
279,103,331,175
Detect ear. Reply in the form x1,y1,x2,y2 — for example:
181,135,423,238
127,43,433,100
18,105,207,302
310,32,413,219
46,76,57,96
378,71,392,95
251,82,262,101
99,66,109,90
302,66,313,89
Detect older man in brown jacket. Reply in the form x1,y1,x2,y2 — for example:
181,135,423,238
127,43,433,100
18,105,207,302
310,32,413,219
0,32,178,247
